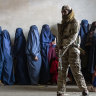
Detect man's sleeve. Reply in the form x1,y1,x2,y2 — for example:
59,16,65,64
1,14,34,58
62,22,79,49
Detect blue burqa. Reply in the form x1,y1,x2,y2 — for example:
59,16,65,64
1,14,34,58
2,30,15,85
78,20,89,80
26,25,41,84
13,28,30,85
40,24,52,84
88,33,96,73
0,27,4,80
79,19,89,50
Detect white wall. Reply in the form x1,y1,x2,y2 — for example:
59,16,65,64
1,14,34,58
0,0,96,41
62,0,96,23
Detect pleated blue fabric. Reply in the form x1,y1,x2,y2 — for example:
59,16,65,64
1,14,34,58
13,28,30,85
26,25,41,84
40,24,52,84
79,19,89,50
2,30,15,85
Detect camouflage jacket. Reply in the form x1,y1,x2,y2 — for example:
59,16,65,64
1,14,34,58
57,18,80,49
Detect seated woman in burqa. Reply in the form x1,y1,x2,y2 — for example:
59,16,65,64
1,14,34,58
40,24,53,84
26,25,41,85
13,28,30,85
1,30,15,85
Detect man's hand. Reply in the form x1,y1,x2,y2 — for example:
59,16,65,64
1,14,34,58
79,48,86,55
55,46,64,57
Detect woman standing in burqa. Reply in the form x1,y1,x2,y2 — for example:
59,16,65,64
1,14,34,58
13,28,30,85
40,24,52,84
26,25,41,85
2,30,15,85
79,19,89,81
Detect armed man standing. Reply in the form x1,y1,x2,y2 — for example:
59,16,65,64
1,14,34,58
57,5,89,96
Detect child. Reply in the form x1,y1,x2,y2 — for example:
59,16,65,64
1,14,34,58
48,35,58,84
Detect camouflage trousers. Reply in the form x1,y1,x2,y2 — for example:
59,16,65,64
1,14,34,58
57,46,88,94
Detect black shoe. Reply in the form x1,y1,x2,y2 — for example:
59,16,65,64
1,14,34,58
57,93,64,96
82,91,89,96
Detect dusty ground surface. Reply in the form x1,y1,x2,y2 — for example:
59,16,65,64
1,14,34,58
0,85,96,96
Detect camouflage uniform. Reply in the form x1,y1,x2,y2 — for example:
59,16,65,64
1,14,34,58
57,12,88,95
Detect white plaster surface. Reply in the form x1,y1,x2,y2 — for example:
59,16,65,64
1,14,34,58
0,0,96,41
